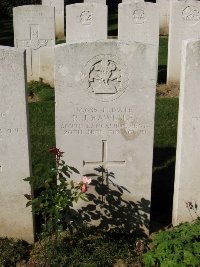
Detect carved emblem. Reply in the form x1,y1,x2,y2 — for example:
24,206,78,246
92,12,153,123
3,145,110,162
182,6,200,23
132,9,145,24
82,54,128,102
80,10,93,25
25,28,48,50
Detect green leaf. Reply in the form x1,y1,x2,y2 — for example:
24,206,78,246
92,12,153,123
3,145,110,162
26,201,32,207
80,194,89,202
68,166,80,174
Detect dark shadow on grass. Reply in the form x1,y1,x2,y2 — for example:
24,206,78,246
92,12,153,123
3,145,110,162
150,147,176,233
157,65,167,84
68,167,150,237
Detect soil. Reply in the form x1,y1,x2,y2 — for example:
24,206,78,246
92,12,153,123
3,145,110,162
156,82,180,97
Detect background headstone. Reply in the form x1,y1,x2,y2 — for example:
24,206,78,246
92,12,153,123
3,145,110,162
118,2,159,46
0,46,34,243
167,0,200,84
157,0,170,35
55,40,158,234
66,3,107,43
173,39,200,225
13,5,55,85
42,0,64,39
84,0,106,4
122,0,144,2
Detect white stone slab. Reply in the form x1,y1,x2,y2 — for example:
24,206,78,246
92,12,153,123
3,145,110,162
0,46,34,243
84,0,106,4
122,0,144,3
42,0,64,39
13,5,55,85
118,2,159,46
66,3,107,43
55,40,158,234
173,39,200,225
157,0,170,35
167,0,200,84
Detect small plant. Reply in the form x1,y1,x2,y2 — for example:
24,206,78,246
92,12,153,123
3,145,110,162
24,147,91,236
0,237,30,267
143,218,200,266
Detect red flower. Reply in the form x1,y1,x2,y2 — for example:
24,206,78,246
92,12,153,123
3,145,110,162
48,147,64,162
81,184,87,193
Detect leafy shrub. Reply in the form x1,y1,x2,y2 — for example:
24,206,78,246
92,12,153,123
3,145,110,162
24,147,91,235
144,218,200,266
0,238,30,267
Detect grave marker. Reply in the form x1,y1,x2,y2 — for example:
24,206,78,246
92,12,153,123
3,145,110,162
66,3,107,43
118,1,159,46
167,0,200,84
173,39,200,225
0,46,34,243
13,5,55,85
42,0,64,38
84,0,106,4
55,40,158,233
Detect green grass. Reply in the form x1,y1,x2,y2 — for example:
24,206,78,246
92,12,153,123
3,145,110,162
154,97,178,147
158,37,168,67
158,37,168,84
28,82,55,177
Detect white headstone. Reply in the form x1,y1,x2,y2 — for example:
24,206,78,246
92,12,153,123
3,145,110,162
13,5,55,86
167,0,200,84
118,2,159,46
42,0,64,39
157,0,170,35
0,46,34,243
84,0,106,4
173,39,200,225
122,0,144,2
55,40,158,233
66,3,107,43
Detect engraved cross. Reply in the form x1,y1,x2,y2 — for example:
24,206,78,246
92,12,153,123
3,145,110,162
83,140,126,169
16,24,53,76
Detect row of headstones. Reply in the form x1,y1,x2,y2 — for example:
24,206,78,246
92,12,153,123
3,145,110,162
13,2,159,87
0,35,199,242
42,0,170,38
13,0,200,88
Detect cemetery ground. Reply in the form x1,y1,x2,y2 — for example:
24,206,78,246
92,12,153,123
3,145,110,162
2,53,200,267
1,15,199,267
2,80,200,266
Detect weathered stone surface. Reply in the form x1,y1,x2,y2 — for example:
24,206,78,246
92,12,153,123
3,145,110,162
13,5,55,85
157,0,170,35
55,40,158,234
122,0,144,3
66,3,107,43
173,39,200,225
0,46,34,243
84,0,106,4
42,0,64,38
118,2,159,46
167,0,200,84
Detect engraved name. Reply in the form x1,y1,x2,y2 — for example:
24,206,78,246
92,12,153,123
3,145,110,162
59,106,150,136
